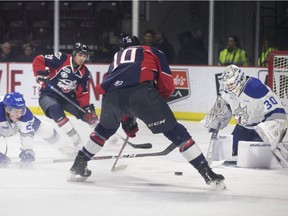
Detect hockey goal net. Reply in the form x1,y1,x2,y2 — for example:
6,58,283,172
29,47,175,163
268,51,288,126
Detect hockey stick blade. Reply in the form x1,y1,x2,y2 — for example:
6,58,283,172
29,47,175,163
128,141,152,149
116,134,152,149
53,143,176,163
111,164,128,172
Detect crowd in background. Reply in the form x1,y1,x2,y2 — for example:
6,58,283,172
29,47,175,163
0,29,277,67
0,29,278,68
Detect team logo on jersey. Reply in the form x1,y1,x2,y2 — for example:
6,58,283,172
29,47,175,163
166,69,190,104
114,80,123,87
234,104,249,125
60,72,68,78
57,79,77,93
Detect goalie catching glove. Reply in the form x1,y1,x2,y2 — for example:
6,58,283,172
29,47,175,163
36,68,50,84
82,104,98,126
121,116,139,138
201,96,232,131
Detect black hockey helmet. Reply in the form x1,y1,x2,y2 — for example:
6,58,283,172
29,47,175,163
73,42,89,55
120,33,141,49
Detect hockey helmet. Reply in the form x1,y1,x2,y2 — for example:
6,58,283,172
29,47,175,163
3,92,26,114
120,34,141,49
221,64,246,94
73,42,89,55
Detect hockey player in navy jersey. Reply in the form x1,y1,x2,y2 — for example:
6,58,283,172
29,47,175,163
202,64,288,167
69,34,226,189
32,43,98,154
0,92,59,167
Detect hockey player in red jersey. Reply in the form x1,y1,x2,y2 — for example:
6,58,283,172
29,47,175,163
70,35,226,189
32,43,98,155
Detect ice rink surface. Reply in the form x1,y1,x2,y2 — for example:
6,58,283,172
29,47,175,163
1,116,288,216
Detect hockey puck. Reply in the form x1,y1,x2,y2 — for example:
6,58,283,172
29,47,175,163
174,171,183,176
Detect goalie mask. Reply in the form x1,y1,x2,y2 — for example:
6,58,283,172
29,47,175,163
221,64,246,94
3,92,26,117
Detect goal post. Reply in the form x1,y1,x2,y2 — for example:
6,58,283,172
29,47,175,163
268,50,288,127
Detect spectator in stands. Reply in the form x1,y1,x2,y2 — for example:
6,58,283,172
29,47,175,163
17,43,35,62
154,30,175,64
142,29,155,46
193,30,208,65
177,30,207,65
218,35,248,66
258,38,277,67
0,41,15,62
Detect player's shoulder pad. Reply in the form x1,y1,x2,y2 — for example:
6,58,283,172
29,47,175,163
243,77,269,99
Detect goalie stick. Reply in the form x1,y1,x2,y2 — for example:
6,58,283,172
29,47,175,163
53,143,177,163
206,128,219,166
48,84,152,150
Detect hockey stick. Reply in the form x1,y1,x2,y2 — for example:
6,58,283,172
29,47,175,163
48,83,87,113
111,136,129,171
115,133,152,149
206,128,219,165
48,84,152,149
53,143,176,163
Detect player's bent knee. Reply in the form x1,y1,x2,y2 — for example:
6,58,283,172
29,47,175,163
35,121,60,144
163,123,191,146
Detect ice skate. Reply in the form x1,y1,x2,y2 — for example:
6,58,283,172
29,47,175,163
69,151,91,182
198,163,226,190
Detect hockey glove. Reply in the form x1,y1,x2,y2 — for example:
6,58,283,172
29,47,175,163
82,104,98,127
121,116,139,138
36,69,50,84
19,149,35,162
0,152,11,167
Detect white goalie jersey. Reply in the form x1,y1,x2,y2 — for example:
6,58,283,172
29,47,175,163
221,77,286,129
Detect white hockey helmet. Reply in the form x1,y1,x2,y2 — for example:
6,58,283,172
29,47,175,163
221,64,246,94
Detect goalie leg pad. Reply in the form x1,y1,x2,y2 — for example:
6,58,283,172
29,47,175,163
255,120,286,149
271,143,288,168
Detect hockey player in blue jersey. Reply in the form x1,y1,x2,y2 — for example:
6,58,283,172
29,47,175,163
202,64,288,166
0,92,60,167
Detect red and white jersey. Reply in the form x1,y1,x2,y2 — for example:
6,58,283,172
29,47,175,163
32,52,91,108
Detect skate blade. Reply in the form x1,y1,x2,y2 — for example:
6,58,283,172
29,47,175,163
67,174,88,182
111,164,128,172
210,180,226,191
